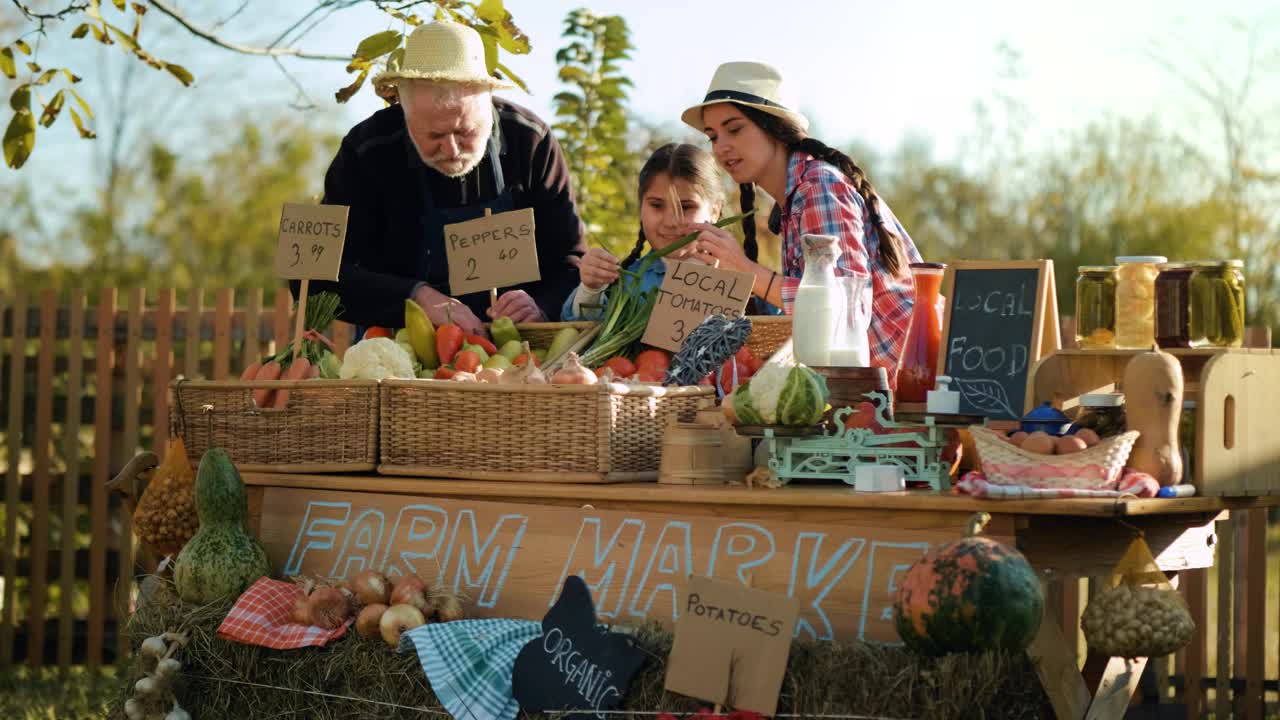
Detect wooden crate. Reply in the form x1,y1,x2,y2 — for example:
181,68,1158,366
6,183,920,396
1027,348,1280,496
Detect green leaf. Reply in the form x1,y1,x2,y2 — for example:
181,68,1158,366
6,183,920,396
107,25,139,52
0,48,14,79
479,31,498,75
90,25,110,44
496,16,531,54
71,24,91,39
10,84,30,112
13,40,31,56
69,107,96,139
4,110,35,168
33,69,57,86
476,0,504,23
164,63,194,86
354,30,402,61
68,89,93,119
385,47,405,73
112,0,126,9
39,90,65,128
26,61,41,73
61,69,82,84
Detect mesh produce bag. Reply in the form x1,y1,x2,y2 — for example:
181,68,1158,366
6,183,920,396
1081,536,1195,658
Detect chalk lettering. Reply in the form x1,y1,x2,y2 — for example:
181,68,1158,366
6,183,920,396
553,518,645,618
447,510,528,607
284,501,351,576
378,503,449,581
789,533,865,641
331,508,386,578
628,521,693,621
708,522,776,585
859,541,930,641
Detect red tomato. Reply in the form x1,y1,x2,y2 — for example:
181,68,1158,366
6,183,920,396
363,326,394,340
717,358,752,395
453,350,482,373
464,334,498,355
635,367,665,383
635,349,670,371
603,356,637,378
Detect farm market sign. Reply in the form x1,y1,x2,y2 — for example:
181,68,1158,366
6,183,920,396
257,487,986,643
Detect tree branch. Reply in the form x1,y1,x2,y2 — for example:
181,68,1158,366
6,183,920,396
147,0,350,62
10,0,88,21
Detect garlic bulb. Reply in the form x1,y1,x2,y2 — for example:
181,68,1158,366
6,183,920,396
165,700,192,720
139,636,167,658
124,698,145,720
134,676,158,696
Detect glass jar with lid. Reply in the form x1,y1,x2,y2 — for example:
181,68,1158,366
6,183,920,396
1075,266,1117,349
1071,393,1126,438
1179,399,1196,484
1155,263,1194,348
1190,260,1246,348
1114,256,1167,348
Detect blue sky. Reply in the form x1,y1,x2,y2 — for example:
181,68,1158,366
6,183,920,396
7,0,1280,252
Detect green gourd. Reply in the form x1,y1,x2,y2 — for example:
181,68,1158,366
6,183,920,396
173,449,270,603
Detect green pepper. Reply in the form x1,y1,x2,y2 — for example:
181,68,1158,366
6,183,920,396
490,317,522,349
498,339,524,361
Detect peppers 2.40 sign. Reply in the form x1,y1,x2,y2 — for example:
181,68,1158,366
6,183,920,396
275,203,350,281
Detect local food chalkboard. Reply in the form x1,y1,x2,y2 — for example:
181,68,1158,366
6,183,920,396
512,575,646,719
937,261,1059,420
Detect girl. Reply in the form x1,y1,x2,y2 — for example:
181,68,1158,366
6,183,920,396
679,61,923,379
562,143,781,321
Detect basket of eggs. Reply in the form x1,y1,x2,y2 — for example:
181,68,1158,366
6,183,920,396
968,403,1140,490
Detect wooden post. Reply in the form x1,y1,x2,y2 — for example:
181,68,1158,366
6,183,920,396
27,290,57,667
1,290,27,667
58,289,85,673
88,288,116,672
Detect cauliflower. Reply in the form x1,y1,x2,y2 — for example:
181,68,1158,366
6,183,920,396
733,361,792,425
338,337,415,380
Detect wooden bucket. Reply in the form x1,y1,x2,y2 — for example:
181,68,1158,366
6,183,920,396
695,408,753,482
658,421,725,485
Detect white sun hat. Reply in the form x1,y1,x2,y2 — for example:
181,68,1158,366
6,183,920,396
681,61,809,132
372,20,515,93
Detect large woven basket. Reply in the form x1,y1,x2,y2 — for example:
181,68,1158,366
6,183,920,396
969,425,1139,489
379,380,715,482
170,379,380,472
745,315,791,359
483,321,596,349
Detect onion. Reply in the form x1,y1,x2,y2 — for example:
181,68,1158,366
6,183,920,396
551,352,597,385
308,586,352,629
290,595,313,626
356,603,388,638
390,576,430,614
352,569,391,606
476,367,504,383
451,371,478,382
435,593,464,623
379,603,426,647
502,343,546,384
124,699,145,720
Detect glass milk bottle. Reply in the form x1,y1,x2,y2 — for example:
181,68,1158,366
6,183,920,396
791,234,844,367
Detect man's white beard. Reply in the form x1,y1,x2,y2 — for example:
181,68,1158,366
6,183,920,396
409,123,493,179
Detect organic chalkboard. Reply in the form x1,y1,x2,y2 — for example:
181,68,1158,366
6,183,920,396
512,575,646,719
937,262,1059,420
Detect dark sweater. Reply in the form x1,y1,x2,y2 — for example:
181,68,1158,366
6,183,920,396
295,98,586,328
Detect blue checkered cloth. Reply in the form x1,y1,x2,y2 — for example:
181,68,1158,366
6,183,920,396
399,618,542,720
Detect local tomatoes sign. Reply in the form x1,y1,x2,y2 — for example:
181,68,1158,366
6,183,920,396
641,260,755,352
256,487,981,643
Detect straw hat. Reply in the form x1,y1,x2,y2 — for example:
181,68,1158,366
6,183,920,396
372,20,515,93
681,61,809,132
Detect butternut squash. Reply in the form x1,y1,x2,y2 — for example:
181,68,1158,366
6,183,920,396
1122,346,1184,486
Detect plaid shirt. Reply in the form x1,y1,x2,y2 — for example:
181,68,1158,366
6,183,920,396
776,152,922,381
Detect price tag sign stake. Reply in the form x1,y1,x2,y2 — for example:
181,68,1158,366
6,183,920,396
276,202,350,359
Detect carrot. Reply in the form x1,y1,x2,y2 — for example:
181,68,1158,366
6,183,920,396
240,360,264,381
274,357,312,408
308,364,320,378
253,361,283,408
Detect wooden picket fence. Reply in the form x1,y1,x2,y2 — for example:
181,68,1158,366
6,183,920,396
0,287,1277,718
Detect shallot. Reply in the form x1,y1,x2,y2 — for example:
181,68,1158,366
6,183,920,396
551,352,597,385
351,569,391,606
308,586,352,629
356,603,388,638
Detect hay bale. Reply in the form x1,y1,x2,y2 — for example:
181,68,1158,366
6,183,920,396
110,580,1047,719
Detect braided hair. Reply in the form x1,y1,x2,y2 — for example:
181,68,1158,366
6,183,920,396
621,143,726,268
733,104,907,277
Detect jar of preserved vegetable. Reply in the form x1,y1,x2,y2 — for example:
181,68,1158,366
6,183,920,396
1179,399,1196,484
1076,266,1117,349
1072,393,1126,438
1114,256,1168,348
1155,263,1194,349
1190,260,1246,348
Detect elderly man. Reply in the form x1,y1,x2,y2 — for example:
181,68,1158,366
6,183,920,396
303,21,585,335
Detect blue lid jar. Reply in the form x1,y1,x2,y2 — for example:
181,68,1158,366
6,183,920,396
1019,402,1072,437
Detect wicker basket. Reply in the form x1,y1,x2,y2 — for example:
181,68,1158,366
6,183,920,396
170,379,380,472
379,380,715,482
969,425,1140,489
745,315,791,360
483,321,596,350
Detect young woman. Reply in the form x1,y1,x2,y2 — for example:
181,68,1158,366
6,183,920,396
562,143,781,321
679,61,923,379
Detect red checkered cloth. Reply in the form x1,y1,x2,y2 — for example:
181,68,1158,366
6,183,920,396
216,577,351,649
955,468,1159,499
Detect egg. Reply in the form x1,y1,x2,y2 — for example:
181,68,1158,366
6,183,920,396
1075,428,1101,447
1020,432,1056,455
1056,435,1088,454
1008,431,1028,445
